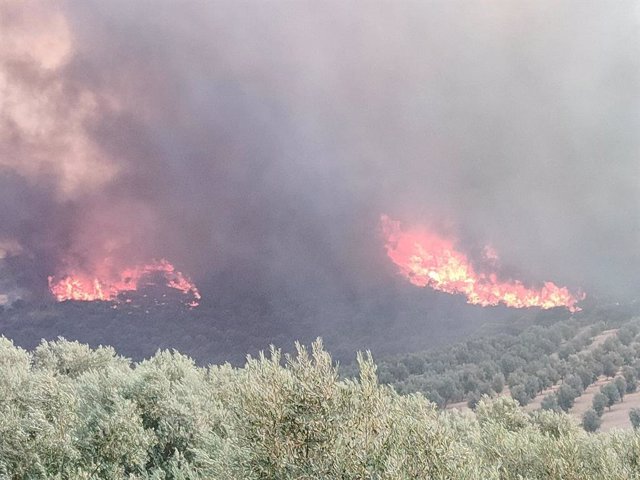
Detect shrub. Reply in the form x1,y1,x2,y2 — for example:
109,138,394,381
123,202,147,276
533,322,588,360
582,409,601,432
541,393,560,412
592,393,607,417
556,384,579,412
601,382,621,409
630,408,640,430
622,366,637,393
614,376,628,400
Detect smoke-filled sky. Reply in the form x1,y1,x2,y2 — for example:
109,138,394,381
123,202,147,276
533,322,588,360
1,0,639,304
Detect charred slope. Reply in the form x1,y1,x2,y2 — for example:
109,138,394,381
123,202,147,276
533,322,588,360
0,275,586,365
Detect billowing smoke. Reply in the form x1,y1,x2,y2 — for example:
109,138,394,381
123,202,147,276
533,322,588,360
1,0,639,306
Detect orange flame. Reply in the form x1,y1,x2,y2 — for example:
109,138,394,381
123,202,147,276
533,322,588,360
381,215,583,312
48,259,201,306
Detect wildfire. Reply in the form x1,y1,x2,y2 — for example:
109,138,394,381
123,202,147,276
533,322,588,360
380,215,583,312
48,259,201,306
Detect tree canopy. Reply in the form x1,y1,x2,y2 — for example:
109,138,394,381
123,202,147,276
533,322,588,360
1,337,640,479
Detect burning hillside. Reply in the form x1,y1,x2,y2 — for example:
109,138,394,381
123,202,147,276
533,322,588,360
381,215,583,312
0,0,637,322
48,259,201,307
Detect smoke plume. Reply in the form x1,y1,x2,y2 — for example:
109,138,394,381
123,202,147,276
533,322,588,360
1,0,639,306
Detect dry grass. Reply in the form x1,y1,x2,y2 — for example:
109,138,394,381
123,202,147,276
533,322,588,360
599,389,640,431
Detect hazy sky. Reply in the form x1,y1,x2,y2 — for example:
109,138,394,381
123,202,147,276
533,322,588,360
1,0,639,303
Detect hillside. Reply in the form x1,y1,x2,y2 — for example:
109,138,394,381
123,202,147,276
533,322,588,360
369,301,640,432
0,278,578,365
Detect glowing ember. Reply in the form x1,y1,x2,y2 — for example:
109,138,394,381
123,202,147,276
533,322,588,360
381,215,583,312
48,259,201,306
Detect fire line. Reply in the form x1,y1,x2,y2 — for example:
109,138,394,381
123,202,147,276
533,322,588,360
381,215,583,312
48,258,201,307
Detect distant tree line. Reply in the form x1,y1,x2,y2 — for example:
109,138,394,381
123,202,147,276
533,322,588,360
369,319,592,407
371,316,640,427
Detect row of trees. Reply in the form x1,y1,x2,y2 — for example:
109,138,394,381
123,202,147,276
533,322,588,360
511,321,640,412
373,316,640,415
374,320,586,407
4,337,640,478
541,362,637,416
538,323,640,434
370,319,589,406
581,377,632,432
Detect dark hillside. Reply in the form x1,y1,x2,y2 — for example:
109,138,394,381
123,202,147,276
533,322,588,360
0,279,584,365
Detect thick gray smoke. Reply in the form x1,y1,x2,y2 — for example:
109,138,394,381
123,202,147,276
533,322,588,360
1,0,639,303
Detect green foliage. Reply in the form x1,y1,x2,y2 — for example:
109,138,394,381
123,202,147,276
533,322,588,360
491,373,505,394
565,374,584,395
467,391,482,410
556,384,579,412
4,336,640,479
622,366,637,393
510,384,530,406
592,393,607,417
630,408,640,430
602,355,619,378
615,376,628,400
541,393,560,412
581,409,600,432
601,382,621,409
618,325,638,346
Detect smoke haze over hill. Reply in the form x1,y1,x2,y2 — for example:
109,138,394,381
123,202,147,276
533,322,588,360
2,0,639,310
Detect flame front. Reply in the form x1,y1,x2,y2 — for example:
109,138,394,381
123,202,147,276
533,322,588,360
48,259,201,306
381,215,583,312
